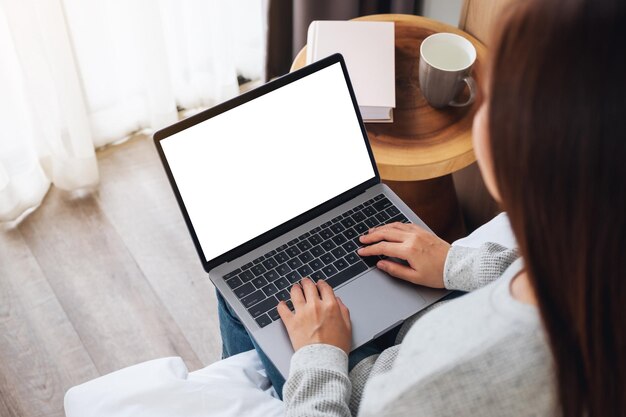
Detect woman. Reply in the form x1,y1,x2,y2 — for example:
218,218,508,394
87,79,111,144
223,0,626,415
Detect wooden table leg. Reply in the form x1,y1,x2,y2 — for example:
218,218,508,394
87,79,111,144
383,175,466,243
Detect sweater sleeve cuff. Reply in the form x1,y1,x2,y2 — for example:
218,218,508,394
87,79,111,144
289,344,349,377
444,242,520,292
444,245,478,291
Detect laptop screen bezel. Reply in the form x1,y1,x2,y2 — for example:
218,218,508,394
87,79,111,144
153,54,381,273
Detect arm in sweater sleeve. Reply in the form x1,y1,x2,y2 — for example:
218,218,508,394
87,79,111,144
443,242,519,292
283,344,352,417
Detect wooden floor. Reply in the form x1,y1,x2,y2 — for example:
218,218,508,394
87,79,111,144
0,134,222,417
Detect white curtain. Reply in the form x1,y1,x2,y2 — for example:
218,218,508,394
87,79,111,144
0,0,266,223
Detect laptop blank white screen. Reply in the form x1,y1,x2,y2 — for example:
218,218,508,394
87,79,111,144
160,62,376,263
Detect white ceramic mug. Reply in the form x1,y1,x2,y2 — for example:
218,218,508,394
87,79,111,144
419,32,477,108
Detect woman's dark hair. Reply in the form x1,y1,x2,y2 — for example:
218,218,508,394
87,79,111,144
488,0,626,415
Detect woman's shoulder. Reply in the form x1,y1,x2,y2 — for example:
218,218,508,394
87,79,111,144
362,335,557,417
398,272,552,377
361,273,557,416
364,335,557,417
402,261,541,343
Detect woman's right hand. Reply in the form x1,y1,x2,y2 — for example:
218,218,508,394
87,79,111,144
357,222,451,289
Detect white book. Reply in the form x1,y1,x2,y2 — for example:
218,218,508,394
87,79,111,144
306,21,395,123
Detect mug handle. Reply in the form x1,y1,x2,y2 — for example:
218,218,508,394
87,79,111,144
449,75,477,107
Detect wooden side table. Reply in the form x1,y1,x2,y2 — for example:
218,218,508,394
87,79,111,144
291,14,487,242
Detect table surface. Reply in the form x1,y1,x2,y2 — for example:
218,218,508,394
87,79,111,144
291,14,487,181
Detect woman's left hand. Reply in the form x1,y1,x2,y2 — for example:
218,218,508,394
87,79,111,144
277,278,352,354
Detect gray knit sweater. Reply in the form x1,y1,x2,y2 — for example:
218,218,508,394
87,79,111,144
283,243,558,416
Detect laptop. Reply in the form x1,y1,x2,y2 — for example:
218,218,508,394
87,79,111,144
153,54,448,377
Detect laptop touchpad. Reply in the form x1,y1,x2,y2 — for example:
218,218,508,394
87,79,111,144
335,267,426,349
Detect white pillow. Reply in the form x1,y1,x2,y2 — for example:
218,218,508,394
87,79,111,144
64,350,283,417
452,212,516,249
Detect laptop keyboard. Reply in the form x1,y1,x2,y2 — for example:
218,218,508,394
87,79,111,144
222,194,410,328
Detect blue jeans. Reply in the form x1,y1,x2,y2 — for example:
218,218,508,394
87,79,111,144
216,290,389,399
